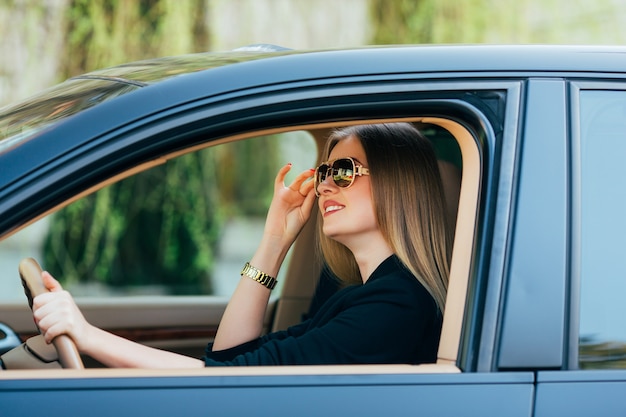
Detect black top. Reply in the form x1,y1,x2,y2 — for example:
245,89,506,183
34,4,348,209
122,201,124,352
203,255,442,366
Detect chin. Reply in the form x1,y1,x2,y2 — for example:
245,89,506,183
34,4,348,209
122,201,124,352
322,225,343,241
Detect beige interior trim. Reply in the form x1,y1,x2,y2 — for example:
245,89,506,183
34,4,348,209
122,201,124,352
2,296,227,334
418,117,480,365
0,363,460,380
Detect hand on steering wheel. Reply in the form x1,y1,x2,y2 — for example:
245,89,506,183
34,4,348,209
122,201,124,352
19,258,84,369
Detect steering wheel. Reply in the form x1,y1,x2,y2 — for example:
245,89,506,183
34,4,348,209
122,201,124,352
19,258,84,369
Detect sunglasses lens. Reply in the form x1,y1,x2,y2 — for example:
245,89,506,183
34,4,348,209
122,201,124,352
331,158,355,188
314,158,358,194
315,163,329,193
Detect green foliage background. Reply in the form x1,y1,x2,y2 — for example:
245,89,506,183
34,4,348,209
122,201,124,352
369,0,626,44
42,0,278,294
62,0,209,76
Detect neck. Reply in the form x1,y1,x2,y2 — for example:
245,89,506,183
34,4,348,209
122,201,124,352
346,235,394,283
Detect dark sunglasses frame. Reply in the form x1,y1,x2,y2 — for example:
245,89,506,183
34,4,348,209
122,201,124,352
314,157,370,196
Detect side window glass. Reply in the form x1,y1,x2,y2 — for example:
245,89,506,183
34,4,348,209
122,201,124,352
0,131,317,300
579,90,626,369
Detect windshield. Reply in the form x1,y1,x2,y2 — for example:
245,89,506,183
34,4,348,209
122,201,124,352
0,79,140,154
0,49,295,154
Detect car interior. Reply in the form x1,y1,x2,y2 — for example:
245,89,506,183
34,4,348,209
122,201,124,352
0,115,481,377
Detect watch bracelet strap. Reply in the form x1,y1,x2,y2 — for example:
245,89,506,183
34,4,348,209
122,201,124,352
241,262,277,290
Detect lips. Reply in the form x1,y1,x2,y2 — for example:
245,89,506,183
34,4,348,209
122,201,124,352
325,205,344,213
323,200,345,215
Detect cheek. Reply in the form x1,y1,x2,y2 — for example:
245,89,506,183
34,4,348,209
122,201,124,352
361,205,379,228
352,193,378,226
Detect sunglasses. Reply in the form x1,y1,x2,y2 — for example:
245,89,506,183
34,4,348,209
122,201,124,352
314,157,370,196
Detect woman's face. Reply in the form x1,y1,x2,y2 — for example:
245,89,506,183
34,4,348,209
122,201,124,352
317,135,381,246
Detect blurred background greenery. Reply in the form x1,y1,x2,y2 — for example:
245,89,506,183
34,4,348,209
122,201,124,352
2,0,626,296
4,0,626,106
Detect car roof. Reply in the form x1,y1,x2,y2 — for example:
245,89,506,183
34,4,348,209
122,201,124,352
2,44,626,150
77,44,626,82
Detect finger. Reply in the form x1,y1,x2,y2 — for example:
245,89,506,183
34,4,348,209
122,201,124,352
274,163,293,189
41,320,68,344
32,290,66,321
34,294,76,342
299,186,317,217
294,168,315,183
301,177,315,191
32,289,55,313
287,168,316,193
42,271,63,292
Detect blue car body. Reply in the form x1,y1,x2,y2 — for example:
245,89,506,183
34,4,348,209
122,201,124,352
0,45,625,416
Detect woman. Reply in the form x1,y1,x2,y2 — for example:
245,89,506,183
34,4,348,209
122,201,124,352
32,122,452,368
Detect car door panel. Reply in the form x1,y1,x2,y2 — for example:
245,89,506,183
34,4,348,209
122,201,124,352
0,371,534,417
498,79,568,369
534,370,626,417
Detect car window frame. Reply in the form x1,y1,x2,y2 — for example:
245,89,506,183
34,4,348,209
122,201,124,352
0,78,520,377
568,80,626,370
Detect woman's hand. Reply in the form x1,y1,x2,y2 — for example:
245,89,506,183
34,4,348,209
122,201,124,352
263,163,316,245
31,272,204,368
32,272,93,351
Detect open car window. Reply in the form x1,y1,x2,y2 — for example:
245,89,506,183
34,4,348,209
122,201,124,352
1,114,483,375
0,131,318,300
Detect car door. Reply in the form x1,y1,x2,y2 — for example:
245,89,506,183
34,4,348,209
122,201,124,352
1,53,531,416
533,81,626,416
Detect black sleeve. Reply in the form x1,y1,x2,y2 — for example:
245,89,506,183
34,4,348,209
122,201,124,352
305,264,343,320
203,320,311,363
203,278,437,367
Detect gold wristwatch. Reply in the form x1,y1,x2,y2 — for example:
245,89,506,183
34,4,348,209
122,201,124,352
241,262,277,290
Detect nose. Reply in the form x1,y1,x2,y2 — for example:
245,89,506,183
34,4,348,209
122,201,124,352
316,173,339,195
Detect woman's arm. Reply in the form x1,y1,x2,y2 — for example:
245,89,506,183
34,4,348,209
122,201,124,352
31,164,315,367
212,164,316,351
77,326,204,369
32,272,204,369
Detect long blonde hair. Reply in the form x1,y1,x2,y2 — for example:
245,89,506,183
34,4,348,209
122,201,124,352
317,123,452,312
